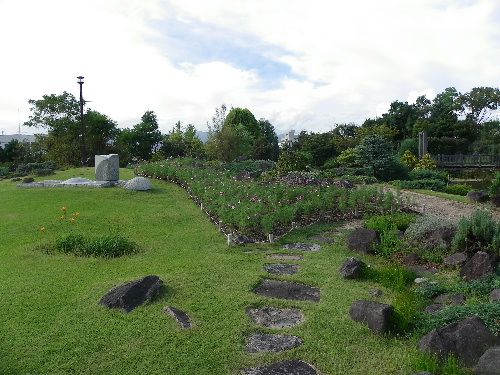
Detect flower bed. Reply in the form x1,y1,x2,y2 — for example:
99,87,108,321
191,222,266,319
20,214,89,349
139,158,398,240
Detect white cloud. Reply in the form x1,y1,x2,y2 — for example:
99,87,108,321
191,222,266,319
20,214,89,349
0,0,498,135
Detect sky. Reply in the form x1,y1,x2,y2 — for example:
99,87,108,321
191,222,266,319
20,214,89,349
0,0,499,135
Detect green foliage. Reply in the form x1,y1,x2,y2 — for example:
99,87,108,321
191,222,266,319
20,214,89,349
333,147,360,167
365,213,416,233
364,264,416,292
16,161,56,175
391,289,426,334
409,168,448,182
357,135,407,181
414,153,437,170
411,353,472,375
452,210,499,254
53,233,139,258
417,303,500,336
161,122,205,159
322,166,374,176
293,131,337,167
392,179,446,191
404,215,456,251
223,107,260,139
443,184,472,196
489,172,500,197
398,138,418,156
338,175,378,184
275,148,312,175
253,119,279,161
400,150,418,170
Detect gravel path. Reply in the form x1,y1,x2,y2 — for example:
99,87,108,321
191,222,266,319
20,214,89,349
389,188,500,223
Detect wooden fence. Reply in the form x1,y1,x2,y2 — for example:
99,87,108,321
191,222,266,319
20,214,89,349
434,154,500,168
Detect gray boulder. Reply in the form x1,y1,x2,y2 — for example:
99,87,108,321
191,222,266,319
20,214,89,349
95,154,119,181
339,257,365,279
124,177,152,191
474,346,500,375
443,252,468,267
246,333,303,353
349,300,393,334
434,293,466,305
467,190,490,203
346,228,379,254
490,288,500,302
419,316,497,367
242,360,317,375
100,275,163,312
460,251,498,281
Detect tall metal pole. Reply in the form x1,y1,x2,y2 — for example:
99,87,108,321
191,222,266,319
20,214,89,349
77,76,86,166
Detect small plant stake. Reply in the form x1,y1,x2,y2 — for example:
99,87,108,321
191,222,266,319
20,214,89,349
200,202,203,211
218,220,222,230
227,234,234,246
268,234,274,243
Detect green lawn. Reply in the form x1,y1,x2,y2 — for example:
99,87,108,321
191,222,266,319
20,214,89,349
0,168,420,374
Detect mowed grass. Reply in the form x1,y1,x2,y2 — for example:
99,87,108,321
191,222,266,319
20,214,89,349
0,168,420,374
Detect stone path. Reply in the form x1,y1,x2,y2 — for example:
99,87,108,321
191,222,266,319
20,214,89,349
164,306,192,329
264,263,299,275
242,236,337,372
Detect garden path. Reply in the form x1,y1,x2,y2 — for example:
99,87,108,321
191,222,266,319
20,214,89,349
388,188,500,222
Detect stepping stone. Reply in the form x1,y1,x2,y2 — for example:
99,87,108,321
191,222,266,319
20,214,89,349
246,333,302,353
247,307,305,328
264,263,299,275
267,254,303,261
242,360,317,375
164,306,191,329
254,279,320,302
283,243,321,252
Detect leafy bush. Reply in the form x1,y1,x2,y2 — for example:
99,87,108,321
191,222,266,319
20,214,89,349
35,168,55,176
54,233,139,258
339,175,378,185
333,147,359,167
275,149,312,176
398,138,418,156
490,173,500,207
323,166,374,176
400,150,418,170
365,212,417,233
416,303,500,335
404,215,456,251
443,184,472,196
391,179,446,191
0,166,10,177
16,161,56,175
409,169,448,183
223,159,275,177
414,153,437,170
452,210,499,254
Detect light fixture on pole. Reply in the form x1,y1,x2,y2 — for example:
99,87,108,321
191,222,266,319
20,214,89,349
77,76,87,165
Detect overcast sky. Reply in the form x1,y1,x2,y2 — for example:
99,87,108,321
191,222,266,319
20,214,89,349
0,0,499,135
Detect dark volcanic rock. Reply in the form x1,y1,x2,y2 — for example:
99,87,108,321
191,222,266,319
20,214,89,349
247,307,305,328
425,303,444,315
474,346,500,375
490,288,500,302
267,254,304,261
282,243,321,252
164,306,191,329
349,300,394,334
242,360,317,375
265,263,299,275
467,190,490,203
492,195,500,207
434,293,466,305
419,316,497,367
246,333,303,353
460,251,498,281
403,253,422,265
254,279,320,302
22,177,34,183
346,228,379,254
443,252,468,267
339,257,365,279
100,275,163,312
235,235,254,244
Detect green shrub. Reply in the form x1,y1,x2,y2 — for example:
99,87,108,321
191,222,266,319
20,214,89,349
409,169,448,182
275,149,312,176
364,264,416,292
333,147,359,167
392,289,426,334
443,184,472,196
411,353,472,375
414,153,437,170
490,172,500,196
416,303,500,335
0,166,10,176
400,150,418,170
365,212,417,233
418,282,448,299
323,166,374,176
404,215,456,251
452,210,499,254
54,233,139,258
392,179,446,191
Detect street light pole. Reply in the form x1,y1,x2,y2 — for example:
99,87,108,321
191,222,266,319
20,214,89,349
77,76,86,166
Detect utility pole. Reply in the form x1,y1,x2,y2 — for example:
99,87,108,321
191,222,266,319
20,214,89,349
77,76,87,166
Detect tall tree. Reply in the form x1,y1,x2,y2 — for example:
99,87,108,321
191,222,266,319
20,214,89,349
458,87,500,126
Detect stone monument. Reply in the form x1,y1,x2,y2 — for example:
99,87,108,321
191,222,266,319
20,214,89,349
95,154,119,181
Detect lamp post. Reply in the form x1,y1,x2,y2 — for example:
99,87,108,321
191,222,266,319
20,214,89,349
77,75,87,166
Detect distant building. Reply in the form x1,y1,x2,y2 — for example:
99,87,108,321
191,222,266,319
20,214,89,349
0,133,36,148
279,130,299,147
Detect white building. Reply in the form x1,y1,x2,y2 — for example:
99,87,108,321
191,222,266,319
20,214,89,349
0,133,36,148
279,130,299,147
